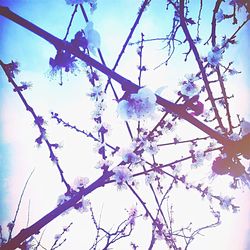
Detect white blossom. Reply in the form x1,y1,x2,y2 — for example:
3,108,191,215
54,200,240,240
117,87,157,121
57,194,71,206
78,196,91,213
219,196,234,210
207,47,223,66
84,22,100,55
72,176,89,190
144,141,159,155
113,165,132,189
145,172,156,185
88,84,104,101
215,9,224,23
180,81,199,97
128,206,138,226
240,119,250,136
95,159,113,170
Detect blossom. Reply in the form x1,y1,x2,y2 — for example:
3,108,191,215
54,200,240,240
180,75,200,97
117,87,157,121
207,47,223,66
221,36,230,50
240,119,250,136
14,81,32,92
122,151,139,164
56,194,73,215
95,159,113,170
215,9,224,23
113,166,132,189
219,196,234,210
145,172,156,185
84,22,101,55
191,150,204,168
57,194,71,206
128,206,138,226
72,176,89,190
144,141,159,155
78,196,91,213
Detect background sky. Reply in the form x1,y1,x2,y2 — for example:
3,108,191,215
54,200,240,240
0,1,250,249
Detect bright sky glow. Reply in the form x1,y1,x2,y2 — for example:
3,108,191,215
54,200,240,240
0,1,250,250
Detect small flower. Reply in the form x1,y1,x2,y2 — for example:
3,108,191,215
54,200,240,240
219,196,234,210
215,9,224,23
128,206,138,226
228,68,239,75
57,194,71,206
88,84,104,101
78,196,91,213
144,141,159,155
117,87,157,121
14,81,32,92
95,159,113,171
91,101,107,119
191,150,204,168
122,151,139,164
180,81,199,97
113,166,132,190
72,176,89,190
145,172,156,185
84,22,100,55
221,36,230,50
207,47,223,66
240,119,250,136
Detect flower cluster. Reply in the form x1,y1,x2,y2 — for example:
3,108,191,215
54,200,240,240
84,22,100,55
240,119,250,136
215,9,224,23
72,176,89,191
180,74,200,97
128,206,138,226
88,83,107,120
207,46,223,67
131,128,161,158
78,196,91,213
117,87,157,121
113,165,133,190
